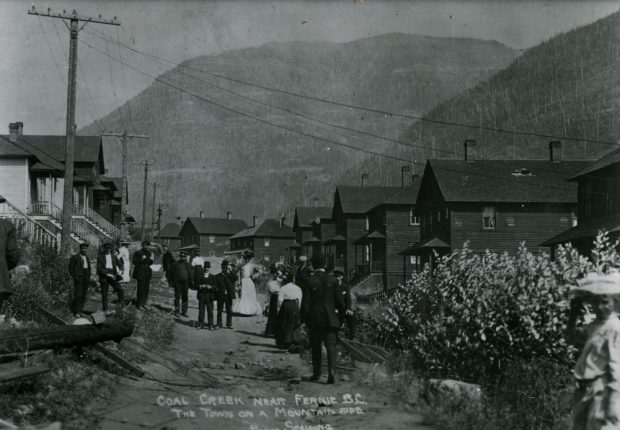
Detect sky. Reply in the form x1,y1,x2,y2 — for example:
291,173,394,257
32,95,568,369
0,0,619,135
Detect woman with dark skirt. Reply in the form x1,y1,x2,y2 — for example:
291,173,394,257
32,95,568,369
276,266,303,349
264,264,282,337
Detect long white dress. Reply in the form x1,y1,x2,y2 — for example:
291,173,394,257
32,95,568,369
118,246,131,283
232,262,262,316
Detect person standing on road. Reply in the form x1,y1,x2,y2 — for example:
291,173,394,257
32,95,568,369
132,240,153,310
333,270,355,340
304,253,345,384
276,265,303,349
216,259,237,329
97,242,125,313
197,261,217,330
295,256,313,324
171,250,193,317
118,241,131,283
162,244,175,289
264,264,282,337
69,242,90,318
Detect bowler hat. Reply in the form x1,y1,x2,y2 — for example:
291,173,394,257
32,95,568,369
333,270,344,278
79,242,90,249
103,242,113,249
221,259,229,268
203,261,211,268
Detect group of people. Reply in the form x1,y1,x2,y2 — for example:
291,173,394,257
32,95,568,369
161,246,261,330
263,252,355,384
69,240,154,317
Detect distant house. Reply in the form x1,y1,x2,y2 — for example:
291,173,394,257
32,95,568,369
0,121,120,246
292,205,332,259
359,179,421,289
542,145,620,254
405,141,588,270
178,213,248,257
229,218,296,264
98,176,123,227
155,222,182,250
330,185,401,280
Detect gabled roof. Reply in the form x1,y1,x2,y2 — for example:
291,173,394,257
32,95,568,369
353,230,386,245
426,159,589,203
184,217,248,236
0,135,64,171
294,207,332,229
230,218,295,239
0,138,30,157
541,214,620,246
100,176,124,199
568,146,620,180
335,186,401,214
158,223,182,238
399,237,450,255
376,180,421,207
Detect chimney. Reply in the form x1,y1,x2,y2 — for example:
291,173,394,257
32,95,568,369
199,211,205,218
252,216,257,227
549,141,562,163
8,122,20,142
313,197,319,208
226,211,231,221
464,139,476,162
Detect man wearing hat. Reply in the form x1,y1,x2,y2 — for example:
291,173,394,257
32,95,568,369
0,206,19,312
132,241,153,310
69,242,91,317
567,271,620,430
97,242,125,312
295,255,313,324
304,253,345,384
333,270,355,340
216,259,237,329
171,249,193,316
197,261,217,329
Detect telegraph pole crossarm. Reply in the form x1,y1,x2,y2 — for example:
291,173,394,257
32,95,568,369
28,5,120,257
101,132,149,240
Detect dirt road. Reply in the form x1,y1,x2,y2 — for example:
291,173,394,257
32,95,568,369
91,284,432,430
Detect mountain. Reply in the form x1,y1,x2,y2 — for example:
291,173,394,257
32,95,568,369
80,33,517,224
337,11,620,187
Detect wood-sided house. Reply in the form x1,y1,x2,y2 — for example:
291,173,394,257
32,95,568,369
155,222,182,250
542,145,620,254
292,205,332,259
330,185,401,280
403,141,588,270
179,213,248,257
229,218,296,264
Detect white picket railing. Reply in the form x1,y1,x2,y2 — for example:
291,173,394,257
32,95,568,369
77,205,120,239
0,196,59,249
71,218,101,248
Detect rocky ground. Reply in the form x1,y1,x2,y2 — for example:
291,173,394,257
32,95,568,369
86,277,433,430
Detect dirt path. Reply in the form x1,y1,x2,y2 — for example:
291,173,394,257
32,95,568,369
91,286,432,430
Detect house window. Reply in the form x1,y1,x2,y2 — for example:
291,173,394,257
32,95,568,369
365,216,370,231
209,235,215,244
436,211,441,222
409,208,419,225
482,206,496,230
364,245,370,262
264,238,270,247
445,208,449,219
505,217,515,227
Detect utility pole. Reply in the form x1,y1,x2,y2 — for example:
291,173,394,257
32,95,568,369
28,6,120,256
155,203,169,241
140,161,152,240
150,182,157,237
101,132,149,240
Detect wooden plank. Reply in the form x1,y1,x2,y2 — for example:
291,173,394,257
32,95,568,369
36,306,145,378
0,364,50,383
120,338,219,387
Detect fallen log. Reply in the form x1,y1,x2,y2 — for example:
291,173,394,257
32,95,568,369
0,320,134,355
36,307,145,378
0,364,50,383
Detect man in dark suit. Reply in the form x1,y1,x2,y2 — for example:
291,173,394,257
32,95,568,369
216,259,237,329
333,270,355,340
97,242,125,312
295,256,313,324
171,250,193,316
162,244,175,289
69,242,91,317
132,241,153,310
0,216,19,312
197,261,217,329
304,253,345,384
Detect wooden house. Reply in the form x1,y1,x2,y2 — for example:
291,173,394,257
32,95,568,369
229,218,296,264
178,213,247,257
404,141,588,270
155,222,182,250
542,145,620,253
292,205,332,259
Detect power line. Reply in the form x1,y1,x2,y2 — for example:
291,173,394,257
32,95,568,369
80,36,620,201
84,26,619,147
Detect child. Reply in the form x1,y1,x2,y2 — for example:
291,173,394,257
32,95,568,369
567,272,620,430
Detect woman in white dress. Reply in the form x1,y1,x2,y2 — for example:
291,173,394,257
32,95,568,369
232,249,262,316
118,241,131,283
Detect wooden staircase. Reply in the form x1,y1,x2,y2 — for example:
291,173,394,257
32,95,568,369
0,195,59,249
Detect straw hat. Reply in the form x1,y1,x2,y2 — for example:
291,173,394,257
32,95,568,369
570,272,620,296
